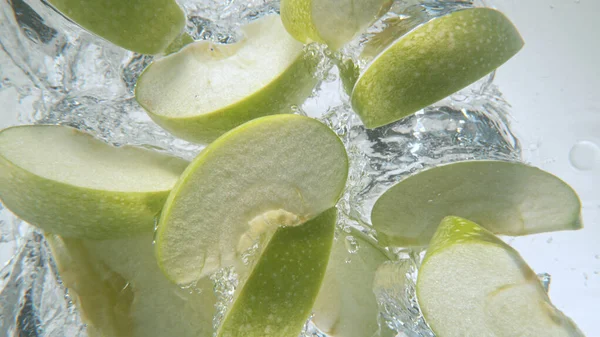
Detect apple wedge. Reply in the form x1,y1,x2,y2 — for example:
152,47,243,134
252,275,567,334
0,125,188,239
371,160,582,247
47,234,215,337
155,114,348,284
217,208,336,337
135,15,320,144
280,0,390,50
312,228,391,337
352,8,524,128
47,0,185,55
417,216,584,336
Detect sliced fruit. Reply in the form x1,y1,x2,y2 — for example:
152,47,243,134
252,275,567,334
352,8,524,128
47,233,215,337
280,0,391,50
371,160,582,247
312,228,391,337
416,216,584,336
217,208,336,337
135,15,319,144
0,125,188,239
155,114,348,284
47,0,185,55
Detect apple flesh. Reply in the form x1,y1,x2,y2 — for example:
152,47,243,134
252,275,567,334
136,15,319,144
417,216,584,337
0,125,188,239
371,160,582,247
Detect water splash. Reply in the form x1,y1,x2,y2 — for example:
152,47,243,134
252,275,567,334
0,222,87,337
373,253,434,337
0,0,525,336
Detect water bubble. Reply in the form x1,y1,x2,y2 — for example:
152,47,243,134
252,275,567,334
344,235,360,254
537,273,552,293
569,140,600,171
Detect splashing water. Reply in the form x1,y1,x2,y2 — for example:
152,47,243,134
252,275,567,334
0,0,526,336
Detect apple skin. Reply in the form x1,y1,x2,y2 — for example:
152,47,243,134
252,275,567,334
47,0,186,55
217,208,337,337
352,8,524,128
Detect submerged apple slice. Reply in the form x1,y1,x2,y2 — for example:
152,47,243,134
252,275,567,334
47,0,185,54
155,114,348,284
217,208,336,337
0,125,188,239
280,0,390,50
352,8,524,128
312,228,390,337
47,234,215,337
371,160,582,247
135,15,319,144
417,216,584,336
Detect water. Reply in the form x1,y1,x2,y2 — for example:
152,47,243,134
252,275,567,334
0,0,523,336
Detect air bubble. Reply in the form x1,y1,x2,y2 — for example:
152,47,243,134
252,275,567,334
569,140,600,171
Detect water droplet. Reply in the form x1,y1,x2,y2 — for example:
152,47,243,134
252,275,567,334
537,273,551,293
569,140,600,171
344,235,360,254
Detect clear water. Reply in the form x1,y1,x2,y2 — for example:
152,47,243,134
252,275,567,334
0,0,523,336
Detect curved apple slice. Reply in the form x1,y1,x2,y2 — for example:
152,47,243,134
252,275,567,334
417,216,584,336
371,160,582,247
0,125,188,239
47,234,215,337
217,208,336,337
135,15,319,144
155,114,348,284
352,8,524,128
280,0,390,50
312,228,390,337
47,0,185,55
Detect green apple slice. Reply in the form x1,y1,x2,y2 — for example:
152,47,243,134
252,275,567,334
416,216,584,336
371,160,582,247
47,234,215,337
47,0,185,55
351,8,524,128
280,0,390,50
155,114,348,284
135,15,319,144
312,228,390,337
0,125,188,239
217,208,336,337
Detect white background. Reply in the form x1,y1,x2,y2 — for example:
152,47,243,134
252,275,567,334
494,0,600,335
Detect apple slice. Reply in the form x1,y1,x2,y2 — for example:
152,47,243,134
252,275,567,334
0,125,188,239
217,208,336,337
280,0,390,50
351,8,524,128
47,0,185,54
416,216,584,336
47,234,215,337
155,114,348,284
312,228,391,337
135,15,319,144
371,160,582,247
